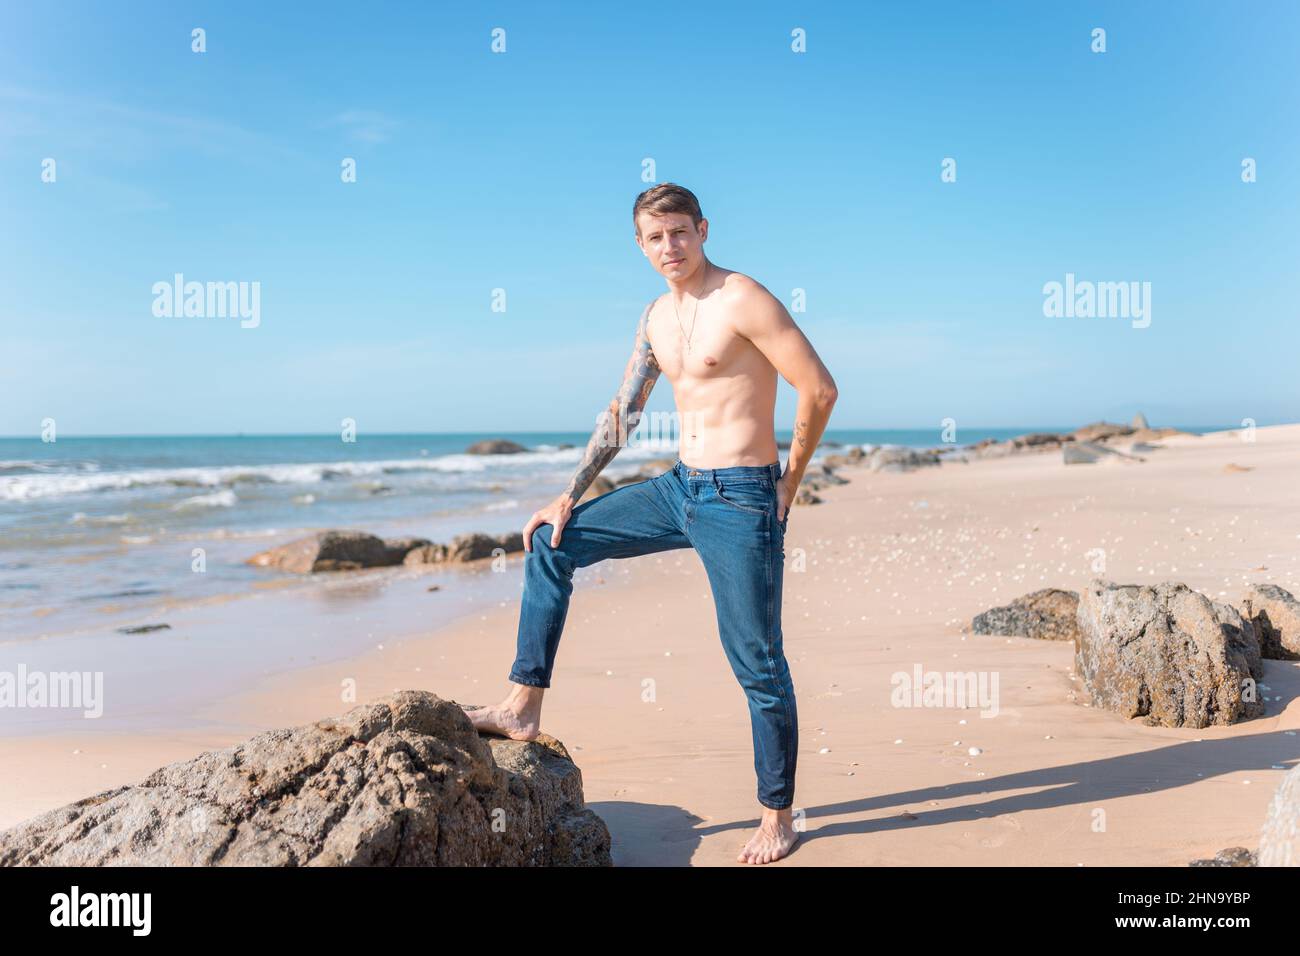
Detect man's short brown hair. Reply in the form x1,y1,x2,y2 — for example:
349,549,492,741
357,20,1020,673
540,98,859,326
632,182,703,236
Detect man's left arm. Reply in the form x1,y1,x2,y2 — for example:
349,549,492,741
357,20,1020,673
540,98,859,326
731,281,839,509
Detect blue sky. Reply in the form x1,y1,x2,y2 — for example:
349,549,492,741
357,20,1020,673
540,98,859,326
2,1,1297,436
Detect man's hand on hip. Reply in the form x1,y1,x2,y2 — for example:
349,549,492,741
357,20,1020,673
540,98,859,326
775,471,795,523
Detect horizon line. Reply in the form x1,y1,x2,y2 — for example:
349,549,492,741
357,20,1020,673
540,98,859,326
0,422,1266,441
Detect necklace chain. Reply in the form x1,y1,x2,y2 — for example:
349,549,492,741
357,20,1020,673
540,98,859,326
672,264,709,353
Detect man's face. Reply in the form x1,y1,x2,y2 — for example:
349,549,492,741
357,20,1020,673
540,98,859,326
635,211,709,281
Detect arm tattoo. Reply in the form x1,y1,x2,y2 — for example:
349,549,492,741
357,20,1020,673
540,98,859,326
564,303,662,503
795,419,809,449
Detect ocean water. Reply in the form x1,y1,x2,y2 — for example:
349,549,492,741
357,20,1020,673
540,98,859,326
0,427,1209,641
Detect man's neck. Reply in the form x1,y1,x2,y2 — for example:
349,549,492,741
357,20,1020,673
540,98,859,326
666,259,711,297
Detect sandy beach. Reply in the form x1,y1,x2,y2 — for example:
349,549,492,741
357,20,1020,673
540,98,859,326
4,422,1298,866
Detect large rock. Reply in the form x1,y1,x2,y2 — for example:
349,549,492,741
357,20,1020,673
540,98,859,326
1259,763,1300,867
971,439,1017,460
465,439,528,455
969,433,1072,460
0,691,610,867
1190,847,1256,867
972,588,1080,642
800,463,849,492
1126,427,1190,443
1014,431,1070,448
1241,584,1300,661
404,532,525,565
1063,441,1145,465
866,447,941,473
1075,580,1265,728
1072,421,1135,442
247,531,430,573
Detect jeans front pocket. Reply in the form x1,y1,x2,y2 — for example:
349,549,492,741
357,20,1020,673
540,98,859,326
713,478,773,516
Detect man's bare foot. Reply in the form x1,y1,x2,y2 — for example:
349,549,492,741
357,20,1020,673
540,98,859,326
737,807,799,864
461,684,544,741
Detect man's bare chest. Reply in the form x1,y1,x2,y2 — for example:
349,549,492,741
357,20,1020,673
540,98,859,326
646,303,753,384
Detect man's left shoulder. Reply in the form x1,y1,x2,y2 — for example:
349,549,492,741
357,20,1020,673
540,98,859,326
719,270,773,304
720,272,784,335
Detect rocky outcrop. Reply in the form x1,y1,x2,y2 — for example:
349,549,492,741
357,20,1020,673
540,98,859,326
1074,580,1265,728
972,588,1080,642
249,529,527,573
957,418,1186,463
800,463,849,492
1190,847,1256,867
794,487,822,506
866,447,941,473
1127,427,1189,443
404,532,525,565
1063,441,1145,465
247,531,431,573
1241,584,1300,660
1072,421,1135,443
1016,432,1070,448
465,439,528,455
0,691,610,867
1259,763,1300,867
822,446,866,468
969,433,1073,460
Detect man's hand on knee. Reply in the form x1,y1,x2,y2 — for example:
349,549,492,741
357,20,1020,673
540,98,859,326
523,494,575,552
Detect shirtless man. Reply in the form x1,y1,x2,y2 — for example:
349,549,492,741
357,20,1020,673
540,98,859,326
464,183,838,864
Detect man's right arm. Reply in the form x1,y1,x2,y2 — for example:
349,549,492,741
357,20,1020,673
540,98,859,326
561,300,661,503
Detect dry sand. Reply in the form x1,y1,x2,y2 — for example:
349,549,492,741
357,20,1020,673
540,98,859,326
4,423,1299,865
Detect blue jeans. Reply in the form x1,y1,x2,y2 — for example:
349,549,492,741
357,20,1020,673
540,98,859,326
509,457,798,811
